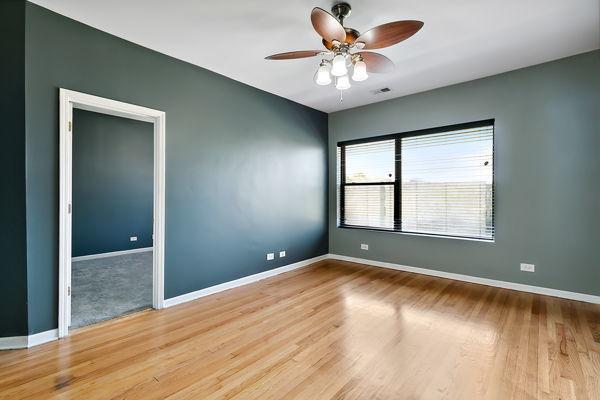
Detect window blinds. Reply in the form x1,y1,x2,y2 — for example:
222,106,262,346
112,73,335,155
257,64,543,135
338,121,494,240
401,126,494,239
341,139,395,229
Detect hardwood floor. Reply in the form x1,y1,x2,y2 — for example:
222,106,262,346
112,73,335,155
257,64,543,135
0,259,599,399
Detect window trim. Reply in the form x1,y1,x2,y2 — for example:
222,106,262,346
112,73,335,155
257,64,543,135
337,119,496,242
337,224,496,243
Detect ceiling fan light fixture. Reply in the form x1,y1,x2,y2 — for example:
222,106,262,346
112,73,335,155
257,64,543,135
331,54,348,77
264,3,423,102
335,74,351,90
315,62,332,85
352,59,368,82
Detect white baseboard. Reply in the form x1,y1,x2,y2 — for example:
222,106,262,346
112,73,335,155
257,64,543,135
329,254,600,304
0,329,58,351
28,329,59,347
72,247,153,262
164,254,329,308
0,336,28,350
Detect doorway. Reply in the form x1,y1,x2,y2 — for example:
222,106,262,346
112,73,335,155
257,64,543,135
58,89,165,337
70,109,154,328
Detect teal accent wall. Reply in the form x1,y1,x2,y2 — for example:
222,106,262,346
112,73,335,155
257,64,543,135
328,50,600,296
72,109,154,257
0,0,29,337
24,3,328,335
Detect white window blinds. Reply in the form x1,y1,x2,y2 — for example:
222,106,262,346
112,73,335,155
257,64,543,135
341,140,395,229
338,121,494,241
401,126,494,239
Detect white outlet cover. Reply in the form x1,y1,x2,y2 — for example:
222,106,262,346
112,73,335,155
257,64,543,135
267,253,275,261
130,236,138,242
361,244,369,250
279,251,286,258
520,263,535,272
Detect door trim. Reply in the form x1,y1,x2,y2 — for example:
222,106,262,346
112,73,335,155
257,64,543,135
58,88,166,338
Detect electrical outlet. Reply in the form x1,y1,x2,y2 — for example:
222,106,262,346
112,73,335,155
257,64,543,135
267,253,275,261
130,236,138,242
520,263,535,272
361,244,369,250
279,251,286,258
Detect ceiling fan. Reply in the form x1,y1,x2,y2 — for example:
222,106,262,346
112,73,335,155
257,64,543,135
265,2,423,98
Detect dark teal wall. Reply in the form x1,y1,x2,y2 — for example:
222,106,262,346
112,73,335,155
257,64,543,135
24,3,328,334
72,109,154,257
329,50,600,296
0,0,29,337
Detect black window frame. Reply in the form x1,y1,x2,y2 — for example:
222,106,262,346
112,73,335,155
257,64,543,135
337,119,495,241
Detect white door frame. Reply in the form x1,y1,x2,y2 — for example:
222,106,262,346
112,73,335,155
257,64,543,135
58,88,166,338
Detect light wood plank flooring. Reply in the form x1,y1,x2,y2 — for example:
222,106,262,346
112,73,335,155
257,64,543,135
0,259,599,399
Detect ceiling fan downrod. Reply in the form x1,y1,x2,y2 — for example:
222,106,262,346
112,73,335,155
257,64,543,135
331,2,352,25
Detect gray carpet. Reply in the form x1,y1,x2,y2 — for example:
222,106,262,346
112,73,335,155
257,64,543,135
71,251,153,328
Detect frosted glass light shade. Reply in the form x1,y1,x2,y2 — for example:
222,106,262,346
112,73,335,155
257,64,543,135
315,64,332,85
335,75,351,90
352,60,368,82
330,54,348,77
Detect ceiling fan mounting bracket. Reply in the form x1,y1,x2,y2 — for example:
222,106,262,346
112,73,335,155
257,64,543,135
331,2,352,25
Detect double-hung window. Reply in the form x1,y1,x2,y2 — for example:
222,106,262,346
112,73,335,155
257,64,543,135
338,120,495,241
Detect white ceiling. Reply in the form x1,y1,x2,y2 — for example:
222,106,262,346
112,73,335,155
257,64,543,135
31,0,600,113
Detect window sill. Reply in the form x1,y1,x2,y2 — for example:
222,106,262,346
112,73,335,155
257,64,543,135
337,225,495,244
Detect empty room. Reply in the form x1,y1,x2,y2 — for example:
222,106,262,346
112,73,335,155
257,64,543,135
0,0,598,399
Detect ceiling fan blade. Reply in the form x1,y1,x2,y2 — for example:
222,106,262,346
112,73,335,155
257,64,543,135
265,50,323,60
311,7,347,43
356,20,423,50
357,52,395,73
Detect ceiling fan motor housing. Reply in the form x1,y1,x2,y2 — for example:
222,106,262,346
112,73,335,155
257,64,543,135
322,27,359,50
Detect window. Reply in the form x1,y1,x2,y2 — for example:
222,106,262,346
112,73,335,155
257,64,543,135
338,121,494,240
